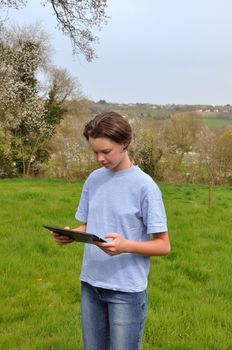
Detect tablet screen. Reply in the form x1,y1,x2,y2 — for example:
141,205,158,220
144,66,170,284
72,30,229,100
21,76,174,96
43,225,106,243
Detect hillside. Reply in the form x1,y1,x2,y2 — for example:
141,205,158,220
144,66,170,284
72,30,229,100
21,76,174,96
89,100,232,129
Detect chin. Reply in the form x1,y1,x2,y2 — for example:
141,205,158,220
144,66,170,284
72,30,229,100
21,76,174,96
104,163,116,170
102,163,111,168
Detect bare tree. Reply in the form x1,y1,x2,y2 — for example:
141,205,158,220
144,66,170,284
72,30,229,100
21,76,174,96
195,127,232,204
45,99,96,179
213,129,232,184
162,113,201,159
45,67,83,102
150,114,201,182
0,0,108,61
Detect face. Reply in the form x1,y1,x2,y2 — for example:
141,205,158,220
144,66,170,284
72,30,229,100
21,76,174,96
88,137,127,172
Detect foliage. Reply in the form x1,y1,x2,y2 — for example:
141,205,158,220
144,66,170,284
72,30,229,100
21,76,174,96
0,126,16,177
0,0,108,61
161,113,201,157
195,127,232,189
0,25,80,177
0,26,49,175
44,89,67,126
130,129,156,177
41,99,95,179
40,112,232,188
183,122,228,186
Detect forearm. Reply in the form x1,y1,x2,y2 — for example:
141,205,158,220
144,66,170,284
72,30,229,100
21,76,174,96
98,232,171,257
125,234,171,256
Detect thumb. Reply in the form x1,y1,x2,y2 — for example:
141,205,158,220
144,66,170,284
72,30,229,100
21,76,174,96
104,233,119,239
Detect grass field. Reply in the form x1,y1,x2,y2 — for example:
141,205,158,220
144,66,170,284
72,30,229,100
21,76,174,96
201,117,232,128
0,179,232,350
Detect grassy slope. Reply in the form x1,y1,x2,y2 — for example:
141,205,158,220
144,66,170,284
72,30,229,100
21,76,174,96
0,179,231,350
147,183,232,350
201,117,232,128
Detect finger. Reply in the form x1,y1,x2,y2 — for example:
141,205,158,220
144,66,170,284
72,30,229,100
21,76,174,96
104,233,118,239
53,234,69,241
56,238,73,245
60,237,74,243
97,242,114,248
51,232,60,237
100,248,114,256
53,235,73,244
60,236,73,242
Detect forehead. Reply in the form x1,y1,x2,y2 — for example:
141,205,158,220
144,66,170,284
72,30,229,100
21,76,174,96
88,137,119,151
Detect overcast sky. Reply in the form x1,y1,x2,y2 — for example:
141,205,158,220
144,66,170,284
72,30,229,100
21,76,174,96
5,0,232,105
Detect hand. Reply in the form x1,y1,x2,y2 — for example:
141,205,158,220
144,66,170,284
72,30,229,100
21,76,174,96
95,233,129,256
52,226,74,245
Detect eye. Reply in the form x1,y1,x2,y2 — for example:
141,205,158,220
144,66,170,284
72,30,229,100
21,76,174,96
102,150,111,154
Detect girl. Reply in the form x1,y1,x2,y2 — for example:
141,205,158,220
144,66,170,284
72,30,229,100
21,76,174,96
53,111,171,350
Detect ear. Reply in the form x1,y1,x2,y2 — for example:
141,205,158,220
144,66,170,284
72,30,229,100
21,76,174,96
122,142,129,151
120,144,127,153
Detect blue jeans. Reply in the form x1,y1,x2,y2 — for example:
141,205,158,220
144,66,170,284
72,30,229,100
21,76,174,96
81,281,147,350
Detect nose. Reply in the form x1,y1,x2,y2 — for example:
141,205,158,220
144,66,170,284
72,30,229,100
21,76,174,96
97,153,105,163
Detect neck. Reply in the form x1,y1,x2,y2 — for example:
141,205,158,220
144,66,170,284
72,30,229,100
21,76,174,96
112,153,133,172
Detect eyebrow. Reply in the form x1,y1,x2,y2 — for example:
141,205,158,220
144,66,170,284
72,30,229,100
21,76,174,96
94,148,111,153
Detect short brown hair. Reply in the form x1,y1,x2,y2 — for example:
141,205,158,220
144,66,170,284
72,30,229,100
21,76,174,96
83,112,132,148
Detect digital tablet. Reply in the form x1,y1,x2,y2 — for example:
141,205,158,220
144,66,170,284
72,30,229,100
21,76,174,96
43,225,106,243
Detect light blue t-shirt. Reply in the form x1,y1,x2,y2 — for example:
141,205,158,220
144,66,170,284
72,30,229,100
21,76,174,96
75,165,168,292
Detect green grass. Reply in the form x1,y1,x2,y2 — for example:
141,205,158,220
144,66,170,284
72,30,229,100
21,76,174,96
201,117,232,128
0,179,232,349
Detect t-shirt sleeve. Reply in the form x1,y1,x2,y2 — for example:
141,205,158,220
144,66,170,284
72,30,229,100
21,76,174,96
75,179,89,223
141,184,168,234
